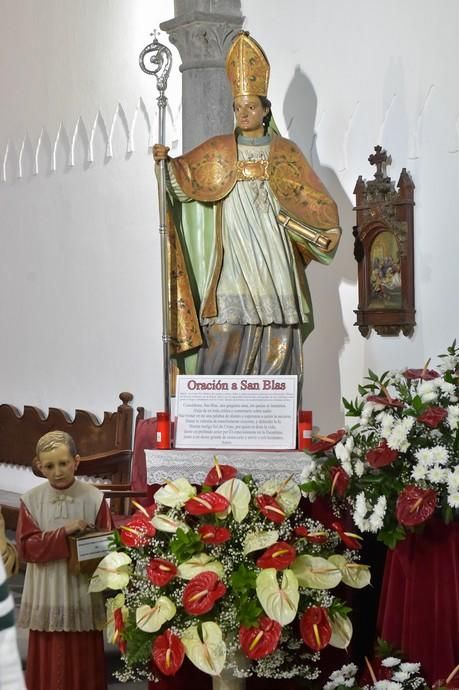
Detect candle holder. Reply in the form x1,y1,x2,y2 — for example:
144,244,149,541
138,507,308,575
298,410,312,450
156,411,171,449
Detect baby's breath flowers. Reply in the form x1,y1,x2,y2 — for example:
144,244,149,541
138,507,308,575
301,343,459,548
91,461,369,682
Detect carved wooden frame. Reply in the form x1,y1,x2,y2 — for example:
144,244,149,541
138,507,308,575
353,146,415,337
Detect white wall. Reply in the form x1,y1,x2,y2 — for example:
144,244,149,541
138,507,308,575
1,0,459,432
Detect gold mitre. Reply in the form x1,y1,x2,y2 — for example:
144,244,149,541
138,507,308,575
225,31,270,98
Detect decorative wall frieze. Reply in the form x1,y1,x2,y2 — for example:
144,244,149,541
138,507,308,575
0,97,179,182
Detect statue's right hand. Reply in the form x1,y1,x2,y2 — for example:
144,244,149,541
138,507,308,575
153,144,170,162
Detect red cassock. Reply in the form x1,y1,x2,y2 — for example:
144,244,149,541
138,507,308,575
378,517,459,685
17,499,113,690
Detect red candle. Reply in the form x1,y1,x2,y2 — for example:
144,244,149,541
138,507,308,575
156,412,170,449
298,410,312,450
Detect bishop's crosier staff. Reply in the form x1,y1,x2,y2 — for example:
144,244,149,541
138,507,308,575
139,33,172,414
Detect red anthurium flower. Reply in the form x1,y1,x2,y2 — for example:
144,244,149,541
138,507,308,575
239,616,282,659
396,485,437,527
198,524,232,544
183,571,226,615
119,514,156,548
294,526,328,544
366,394,404,408
329,466,350,496
184,492,230,515
113,608,126,655
403,368,440,381
331,521,363,550
300,606,332,651
153,629,185,676
256,542,297,570
309,430,345,454
366,440,398,469
204,462,237,487
146,558,177,587
255,494,286,524
417,406,448,428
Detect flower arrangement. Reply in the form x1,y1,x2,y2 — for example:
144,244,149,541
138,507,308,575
301,344,459,547
324,654,427,690
89,460,370,683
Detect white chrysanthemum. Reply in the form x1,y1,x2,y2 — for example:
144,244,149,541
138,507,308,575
392,671,411,682
427,466,448,484
378,411,395,439
399,662,421,674
374,681,402,690
386,417,414,452
415,447,433,465
353,493,387,533
381,656,401,667
354,459,365,477
447,470,459,491
417,380,439,403
437,354,459,373
431,445,449,465
411,464,428,481
447,491,459,508
437,379,456,397
446,405,459,430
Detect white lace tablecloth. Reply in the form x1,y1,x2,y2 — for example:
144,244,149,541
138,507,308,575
145,449,312,485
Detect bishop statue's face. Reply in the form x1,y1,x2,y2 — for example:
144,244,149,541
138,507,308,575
234,95,269,137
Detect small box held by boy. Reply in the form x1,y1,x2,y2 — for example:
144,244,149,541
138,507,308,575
16,430,114,690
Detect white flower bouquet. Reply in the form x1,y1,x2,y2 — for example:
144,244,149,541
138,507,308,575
301,343,459,548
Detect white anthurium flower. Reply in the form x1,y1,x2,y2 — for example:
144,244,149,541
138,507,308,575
256,568,299,625
135,596,176,633
329,613,353,649
177,553,224,580
243,530,279,555
151,514,190,533
291,555,342,589
215,477,251,522
105,593,128,645
259,477,301,515
181,622,226,676
328,555,371,589
154,478,196,508
89,552,132,592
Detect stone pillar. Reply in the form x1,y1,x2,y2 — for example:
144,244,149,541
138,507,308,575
160,1,243,152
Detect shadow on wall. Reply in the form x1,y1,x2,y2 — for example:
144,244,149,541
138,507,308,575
283,67,356,431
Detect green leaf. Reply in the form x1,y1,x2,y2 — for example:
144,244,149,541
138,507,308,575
170,527,203,563
442,504,454,525
231,564,257,592
376,524,406,549
366,368,379,382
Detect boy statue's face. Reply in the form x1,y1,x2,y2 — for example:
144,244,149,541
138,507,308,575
37,443,80,490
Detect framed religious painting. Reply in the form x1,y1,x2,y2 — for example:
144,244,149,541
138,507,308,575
353,146,415,337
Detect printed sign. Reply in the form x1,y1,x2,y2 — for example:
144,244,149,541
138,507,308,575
175,375,297,449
